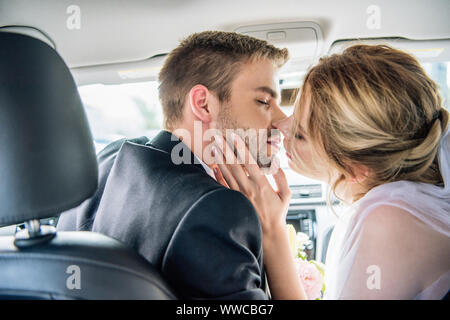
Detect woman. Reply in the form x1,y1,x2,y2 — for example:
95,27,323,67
212,44,450,299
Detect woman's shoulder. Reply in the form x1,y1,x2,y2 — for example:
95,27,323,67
353,181,440,237
344,180,448,260
337,200,449,299
354,199,450,295
361,177,447,218
351,180,446,226
358,203,426,239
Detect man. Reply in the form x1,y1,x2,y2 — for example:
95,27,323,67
57,31,289,299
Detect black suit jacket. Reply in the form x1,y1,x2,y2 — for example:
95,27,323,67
57,130,267,299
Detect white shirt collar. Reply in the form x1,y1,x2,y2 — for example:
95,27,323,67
193,154,216,181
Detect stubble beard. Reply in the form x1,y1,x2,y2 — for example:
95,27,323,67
217,105,276,171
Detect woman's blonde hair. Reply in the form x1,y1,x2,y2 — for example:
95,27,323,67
291,44,449,202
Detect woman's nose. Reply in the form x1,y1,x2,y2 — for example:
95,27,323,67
273,116,293,139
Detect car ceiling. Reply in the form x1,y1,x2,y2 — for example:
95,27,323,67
1,0,449,78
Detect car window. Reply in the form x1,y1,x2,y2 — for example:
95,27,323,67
78,81,163,153
422,61,449,110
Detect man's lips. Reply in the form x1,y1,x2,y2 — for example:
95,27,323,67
267,135,281,153
267,138,281,153
267,136,281,145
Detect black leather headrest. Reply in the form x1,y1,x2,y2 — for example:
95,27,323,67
0,32,98,226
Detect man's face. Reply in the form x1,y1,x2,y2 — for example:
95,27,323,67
216,58,287,171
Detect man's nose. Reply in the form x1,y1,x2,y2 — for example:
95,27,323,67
271,103,287,124
271,103,287,133
272,116,292,138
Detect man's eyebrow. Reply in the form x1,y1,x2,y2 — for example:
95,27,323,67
254,86,279,99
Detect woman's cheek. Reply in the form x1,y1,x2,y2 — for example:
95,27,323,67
289,144,312,172
289,143,328,181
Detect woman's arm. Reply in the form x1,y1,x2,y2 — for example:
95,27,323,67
212,132,307,300
263,225,308,299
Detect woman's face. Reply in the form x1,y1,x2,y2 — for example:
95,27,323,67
274,92,370,203
274,93,332,182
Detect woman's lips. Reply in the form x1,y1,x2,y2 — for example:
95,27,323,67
267,135,281,153
283,138,292,160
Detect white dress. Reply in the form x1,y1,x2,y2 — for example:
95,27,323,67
324,129,450,300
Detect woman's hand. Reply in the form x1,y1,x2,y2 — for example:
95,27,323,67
212,132,291,238
212,132,307,300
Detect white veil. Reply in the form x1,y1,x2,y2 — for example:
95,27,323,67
380,128,450,238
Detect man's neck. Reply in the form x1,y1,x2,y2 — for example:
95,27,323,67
167,125,217,179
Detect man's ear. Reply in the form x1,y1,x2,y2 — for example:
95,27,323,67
188,84,213,124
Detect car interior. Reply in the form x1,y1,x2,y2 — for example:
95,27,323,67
0,0,449,299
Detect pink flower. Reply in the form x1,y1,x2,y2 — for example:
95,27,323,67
294,258,324,300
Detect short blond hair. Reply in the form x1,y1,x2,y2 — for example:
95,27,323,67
158,31,289,129
292,44,449,201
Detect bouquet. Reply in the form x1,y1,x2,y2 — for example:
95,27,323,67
286,224,326,300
